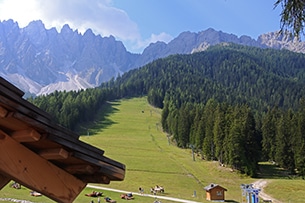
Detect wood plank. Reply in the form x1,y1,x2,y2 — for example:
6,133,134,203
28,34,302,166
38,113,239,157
0,173,10,189
0,77,24,97
11,128,41,142
0,85,50,120
12,110,80,140
73,151,125,181
0,98,105,155
47,134,105,158
0,94,79,140
0,93,79,140
39,148,69,160
0,130,86,203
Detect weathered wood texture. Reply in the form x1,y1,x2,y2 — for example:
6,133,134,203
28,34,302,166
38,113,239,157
0,77,125,203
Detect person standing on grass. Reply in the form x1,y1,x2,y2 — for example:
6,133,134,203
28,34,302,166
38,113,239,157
139,187,144,195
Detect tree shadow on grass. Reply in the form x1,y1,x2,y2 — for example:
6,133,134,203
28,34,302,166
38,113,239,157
79,101,120,136
256,162,294,179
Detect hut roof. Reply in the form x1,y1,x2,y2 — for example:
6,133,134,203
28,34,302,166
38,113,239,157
204,183,227,191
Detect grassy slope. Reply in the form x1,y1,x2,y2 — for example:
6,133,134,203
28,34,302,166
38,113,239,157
78,97,253,203
1,97,305,203
258,162,305,203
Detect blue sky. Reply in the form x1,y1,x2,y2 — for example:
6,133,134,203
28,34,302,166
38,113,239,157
0,0,282,53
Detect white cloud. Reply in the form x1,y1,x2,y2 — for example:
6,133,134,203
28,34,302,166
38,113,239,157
0,0,172,53
150,32,173,44
135,32,173,51
0,0,42,27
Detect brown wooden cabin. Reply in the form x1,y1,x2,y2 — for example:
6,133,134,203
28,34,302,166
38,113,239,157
204,183,227,201
0,77,125,203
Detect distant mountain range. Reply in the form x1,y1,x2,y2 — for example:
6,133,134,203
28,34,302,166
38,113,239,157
0,19,305,96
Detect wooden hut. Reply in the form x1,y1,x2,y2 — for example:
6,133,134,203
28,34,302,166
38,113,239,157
204,183,227,201
0,77,125,203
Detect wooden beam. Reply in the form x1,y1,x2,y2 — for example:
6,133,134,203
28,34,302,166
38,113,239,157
10,128,41,142
39,148,69,160
0,106,8,118
0,173,10,189
0,130,86,203
64,164,99,174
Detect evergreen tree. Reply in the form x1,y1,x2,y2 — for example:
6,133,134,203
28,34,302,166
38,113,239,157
177,105,192,148
213,103,227,164
275,110,295,173
161,101,170,132
194,107,206,151
240,106,260,176
261,107,278,161
295,99,305,178
202,99,217,160
227,118,244,170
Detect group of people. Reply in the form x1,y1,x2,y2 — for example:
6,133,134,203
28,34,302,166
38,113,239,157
150,185,165,195
86,190,134,202
10,182,21,189
86,185,164,203
85,191,115,203
88,196,114,203
140,185,165,195
120,193,134,200
85,191,103,197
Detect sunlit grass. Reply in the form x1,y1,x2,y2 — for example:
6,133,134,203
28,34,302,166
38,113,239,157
1,97,304,203
80,97,253,203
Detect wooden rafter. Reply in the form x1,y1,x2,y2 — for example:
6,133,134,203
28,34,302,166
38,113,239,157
0,130,86,203
11,128,41,142
38,148,70,160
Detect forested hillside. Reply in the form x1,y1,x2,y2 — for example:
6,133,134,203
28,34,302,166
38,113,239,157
29,43,305,178
117,43,305,110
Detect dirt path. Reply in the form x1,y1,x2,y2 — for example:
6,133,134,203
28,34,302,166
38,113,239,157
252,179,282,203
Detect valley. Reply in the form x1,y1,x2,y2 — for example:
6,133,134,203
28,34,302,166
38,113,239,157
1,97,305,202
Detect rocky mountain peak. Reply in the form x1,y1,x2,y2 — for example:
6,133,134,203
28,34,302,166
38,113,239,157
258,31,305,53
1,20,305,96
61,24,74,35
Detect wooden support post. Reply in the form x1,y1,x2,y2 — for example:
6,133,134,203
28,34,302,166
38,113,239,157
0,130,86,203
0,173,10,189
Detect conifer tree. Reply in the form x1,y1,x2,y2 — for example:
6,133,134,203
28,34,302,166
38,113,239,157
202,99,217,160
213,104,227,164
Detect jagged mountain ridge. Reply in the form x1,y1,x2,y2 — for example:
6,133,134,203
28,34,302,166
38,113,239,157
0,19,304,96
0,19,137,95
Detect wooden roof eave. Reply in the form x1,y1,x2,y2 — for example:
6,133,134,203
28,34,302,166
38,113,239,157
0,77,126,202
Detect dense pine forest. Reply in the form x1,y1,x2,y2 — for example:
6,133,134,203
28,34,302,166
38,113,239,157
28,43,305,178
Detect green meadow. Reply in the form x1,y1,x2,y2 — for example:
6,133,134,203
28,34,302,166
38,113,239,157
1,97,305,203
78,97,251,203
